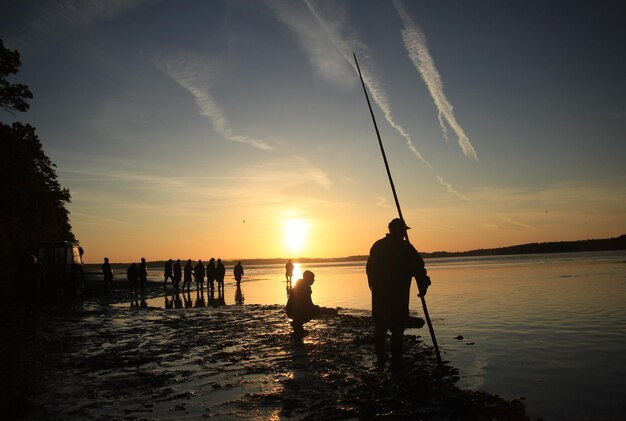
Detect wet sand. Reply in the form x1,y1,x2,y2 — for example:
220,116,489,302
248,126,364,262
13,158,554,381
1,281,528,420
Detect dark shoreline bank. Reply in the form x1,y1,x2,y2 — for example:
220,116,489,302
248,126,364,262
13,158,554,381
0,282,529,420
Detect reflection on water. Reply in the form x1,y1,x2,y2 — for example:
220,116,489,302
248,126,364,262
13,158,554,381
291,263,302,284
111,251,626,420
235,283,244,305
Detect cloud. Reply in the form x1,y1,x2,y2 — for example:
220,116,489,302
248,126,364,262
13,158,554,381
256,158,333,190
266,0,356,89
393,0,478,160
496,213,537,231
436,175,471,202
154,52,273,150
7,0,157,52
60,154,338,223
269,2,426,159
70,211,134,227
374,196,393,209
294,1,432,165
268,0,471,201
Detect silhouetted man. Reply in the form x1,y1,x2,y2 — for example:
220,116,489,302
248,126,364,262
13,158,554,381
206,258,216,298
285,270,320,336
127,262,139,297
216,258,226,298
139,257,148,294
173,259,182,291
285,259,294,284
366,218,431,369
164,259,173,289
194,259,205,292
234,261,244,285
102,257,113,292
183,259,193,293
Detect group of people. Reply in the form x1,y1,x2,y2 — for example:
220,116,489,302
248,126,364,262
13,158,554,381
101,257,245,300
163,258,236,299
101,218,432,369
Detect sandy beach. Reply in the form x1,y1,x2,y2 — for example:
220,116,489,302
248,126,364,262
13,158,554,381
1,279,528,420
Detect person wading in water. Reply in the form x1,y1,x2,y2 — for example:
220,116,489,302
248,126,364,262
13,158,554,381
366,218,431,369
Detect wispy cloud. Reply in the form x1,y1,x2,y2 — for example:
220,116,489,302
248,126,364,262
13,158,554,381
269,0,470,200
8,0,157,52
305,0,469,201
154,52,273,150
267,2,427,160
374,196,393,209
496,213,537,231
297,0,432,167
394,0,478,160
436,175,471,202
60,154,338,221
255,158,333,191
70,211,135,227
266,0,356,89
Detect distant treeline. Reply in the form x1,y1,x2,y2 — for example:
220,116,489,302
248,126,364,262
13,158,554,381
91,235,626,268
422,234,626,258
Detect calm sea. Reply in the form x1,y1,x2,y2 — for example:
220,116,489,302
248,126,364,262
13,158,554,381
113,250,626,420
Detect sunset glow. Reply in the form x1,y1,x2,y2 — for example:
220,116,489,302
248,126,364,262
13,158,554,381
284,219,309,254
2,2,624,263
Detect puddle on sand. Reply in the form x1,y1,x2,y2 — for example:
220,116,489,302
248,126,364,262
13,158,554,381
111,292,230,309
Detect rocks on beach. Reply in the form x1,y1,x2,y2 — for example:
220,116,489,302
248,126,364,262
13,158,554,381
0,281,528,420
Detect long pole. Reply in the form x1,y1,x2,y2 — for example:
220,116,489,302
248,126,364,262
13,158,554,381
353,53,442,367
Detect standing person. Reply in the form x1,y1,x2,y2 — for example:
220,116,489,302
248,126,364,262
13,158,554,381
183,259,193,293
285,259,294,285
366,218,431,369
139,257,148,295
285,270,320,336
194,259,205,292
173,259,182,291
102,257,113,292
163,259,173,290
127,262,139,297
216,258,226,299
19,254,44,314
206,258,216,299
233,261,244,286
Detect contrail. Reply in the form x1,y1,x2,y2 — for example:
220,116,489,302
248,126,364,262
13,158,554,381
394,0,478,160
436,175,471,202
268,0,470,199
496,213,537,231
156,52,273,151
300,0,432,167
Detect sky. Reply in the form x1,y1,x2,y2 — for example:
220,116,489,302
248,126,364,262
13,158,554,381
2,0,625,263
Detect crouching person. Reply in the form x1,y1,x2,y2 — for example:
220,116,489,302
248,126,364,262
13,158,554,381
285,270,320,336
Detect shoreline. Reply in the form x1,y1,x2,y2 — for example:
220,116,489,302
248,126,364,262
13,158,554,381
83,236,626,265
0,281,529,420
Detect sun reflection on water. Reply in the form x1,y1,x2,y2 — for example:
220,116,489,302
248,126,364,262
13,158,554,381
292,263,303,285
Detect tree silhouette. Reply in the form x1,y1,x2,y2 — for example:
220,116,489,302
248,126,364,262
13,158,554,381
0,40,33,113
0,39,75,299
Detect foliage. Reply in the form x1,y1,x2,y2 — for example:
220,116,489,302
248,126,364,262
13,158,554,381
0,39,75,296
0,40,33,114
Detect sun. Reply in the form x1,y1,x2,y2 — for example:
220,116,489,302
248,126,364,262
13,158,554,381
283,218,309,254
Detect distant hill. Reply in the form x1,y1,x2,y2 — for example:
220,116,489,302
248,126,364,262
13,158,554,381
258,234,626,264
422,234,626,258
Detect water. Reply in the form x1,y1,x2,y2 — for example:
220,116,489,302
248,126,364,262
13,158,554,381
109,251,626,420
